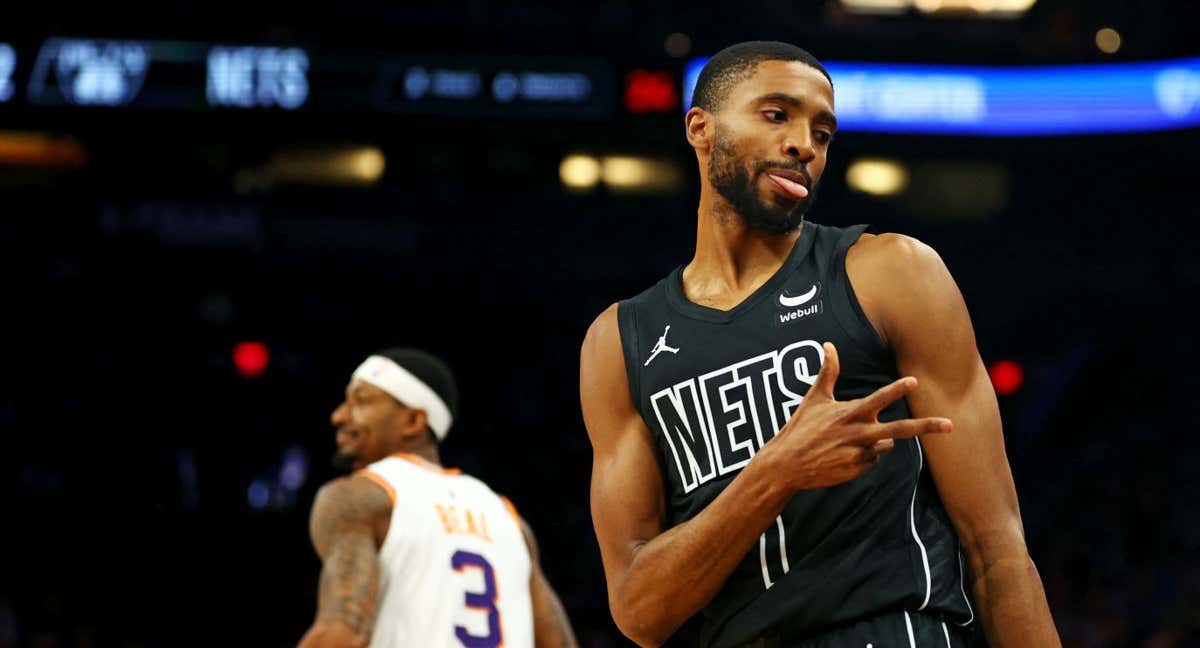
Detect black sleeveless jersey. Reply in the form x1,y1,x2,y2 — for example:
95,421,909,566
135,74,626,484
617,223,977,646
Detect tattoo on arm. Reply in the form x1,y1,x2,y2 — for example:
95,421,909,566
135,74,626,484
315,529,379,633
306,476,391,641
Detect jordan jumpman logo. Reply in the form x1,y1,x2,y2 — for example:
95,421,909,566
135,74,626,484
645,325,680,366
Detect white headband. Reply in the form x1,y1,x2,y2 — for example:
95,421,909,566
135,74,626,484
352,355,453,440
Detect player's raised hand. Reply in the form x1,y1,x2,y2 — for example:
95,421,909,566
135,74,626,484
765,342,952,491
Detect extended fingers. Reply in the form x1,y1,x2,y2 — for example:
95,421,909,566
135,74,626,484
851,376,918,420
855,417,952,444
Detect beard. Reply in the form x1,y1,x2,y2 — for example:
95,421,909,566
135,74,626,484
331,450,358,473
707,133,819,235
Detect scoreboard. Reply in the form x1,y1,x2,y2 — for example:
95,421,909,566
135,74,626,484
4,35,1200,136
0,37,617,119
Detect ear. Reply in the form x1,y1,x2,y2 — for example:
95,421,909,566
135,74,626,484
405,408,430,439
685,106,713,153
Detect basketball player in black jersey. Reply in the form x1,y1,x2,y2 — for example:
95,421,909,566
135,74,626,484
579,42,1059,647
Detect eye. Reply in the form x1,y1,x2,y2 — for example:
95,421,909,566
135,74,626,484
763,109,787,123
814,131,833,145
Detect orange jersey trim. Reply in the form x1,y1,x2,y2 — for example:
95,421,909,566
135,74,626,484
355,469,397,506
499,496,520,523
390,452,463,475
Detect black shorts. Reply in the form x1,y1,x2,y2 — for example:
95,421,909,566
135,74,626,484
742,610,981,648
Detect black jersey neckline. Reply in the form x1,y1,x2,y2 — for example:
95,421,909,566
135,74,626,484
665,221,819,324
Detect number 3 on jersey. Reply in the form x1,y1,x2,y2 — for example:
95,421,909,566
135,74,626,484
452,550,502,648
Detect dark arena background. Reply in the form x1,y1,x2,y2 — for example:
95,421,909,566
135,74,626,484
3,1,1199,646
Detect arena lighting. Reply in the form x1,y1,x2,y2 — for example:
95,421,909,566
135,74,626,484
348,148,386,182
233,341,270,379
989,360,1024,396
262,146,386,186
846,158,909,196
840,0,1036,17
0,43,15,102
0,131,87,167
1096,28,1122,55
560,154,683,193
683,56,1200,135
600,156,683,193
624,69,678,113
841,0,908,14
559,154,601,190
247,479,271,509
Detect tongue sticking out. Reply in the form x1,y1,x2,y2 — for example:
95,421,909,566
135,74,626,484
767,173,809,199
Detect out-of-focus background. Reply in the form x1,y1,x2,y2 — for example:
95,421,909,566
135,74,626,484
3,1,1199,646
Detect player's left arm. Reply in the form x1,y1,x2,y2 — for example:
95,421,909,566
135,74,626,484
848,234,1060,647
514,513,578,648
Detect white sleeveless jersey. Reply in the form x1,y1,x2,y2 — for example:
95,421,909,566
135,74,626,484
358,453,534,648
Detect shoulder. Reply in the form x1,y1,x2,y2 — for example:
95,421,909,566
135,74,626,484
580,302,631,394
582,303,621,358
309,474,394,556
846,232,947,277
845,232,962,346
579,301,645,446
846,232,956,297
493,494,539,559
314,473,395,512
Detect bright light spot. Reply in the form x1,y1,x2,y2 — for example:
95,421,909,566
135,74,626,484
624,69,679,113
0,131,88,167
664,33,692,58
349,147,386,182
989,360,1025,396
1155,68,1200,118
1096,28,1122,54
601,156,651,188
840,0,909,15
233,341,270,378
562,154,682,193
247,480,270,510
846,158,909,196
996,0,1037,11
846,0,1035,16
263,146,385,187
600,156,684,193
279,446,309,491
559,154,601,190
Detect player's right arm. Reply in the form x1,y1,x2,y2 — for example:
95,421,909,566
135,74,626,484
298,476,391,648
579,304,951,647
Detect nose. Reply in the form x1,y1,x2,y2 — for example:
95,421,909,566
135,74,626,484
331,400,349,428
782,126,816,163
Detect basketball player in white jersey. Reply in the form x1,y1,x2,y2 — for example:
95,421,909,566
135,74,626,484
298,348,578,648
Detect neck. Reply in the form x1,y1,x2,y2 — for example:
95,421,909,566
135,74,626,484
684,184,802,305
412,443,442,466
395,437,442,466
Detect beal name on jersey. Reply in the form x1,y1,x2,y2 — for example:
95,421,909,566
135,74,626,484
434,503,496,543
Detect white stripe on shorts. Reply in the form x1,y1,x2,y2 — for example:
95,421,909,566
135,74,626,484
904,610,917,648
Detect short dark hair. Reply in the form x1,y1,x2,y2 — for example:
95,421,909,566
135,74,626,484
375,347,460,436
691,41,831,112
